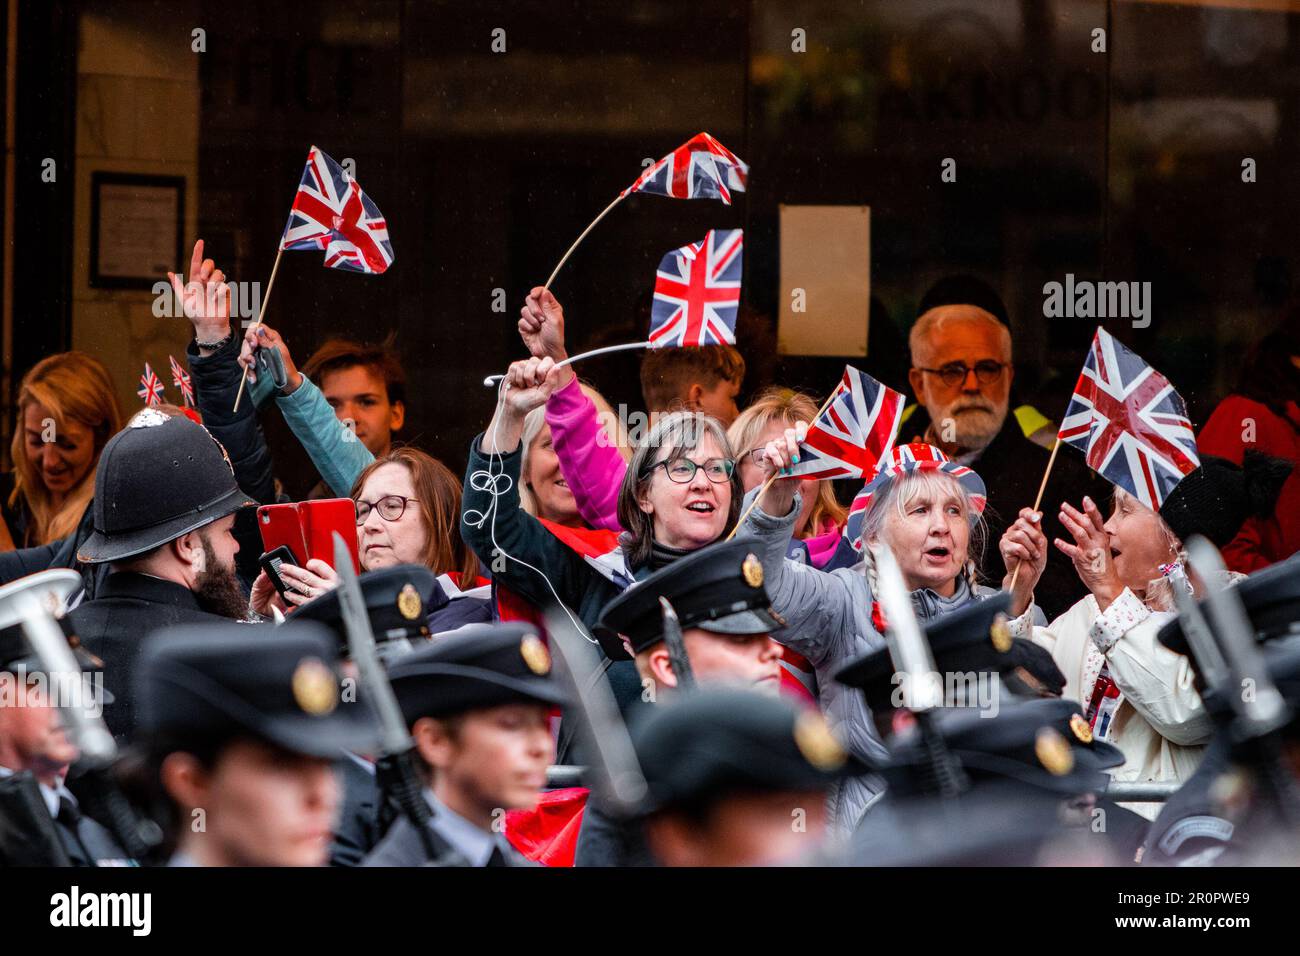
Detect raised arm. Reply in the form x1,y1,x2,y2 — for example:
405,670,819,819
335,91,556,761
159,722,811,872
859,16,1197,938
520,287,626,530
237,323,375,496
462,357,594,608
171,239,276,503
738,422,867,669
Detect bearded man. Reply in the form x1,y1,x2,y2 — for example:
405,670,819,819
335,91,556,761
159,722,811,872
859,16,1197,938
903,290,1106,618
71,409,256,740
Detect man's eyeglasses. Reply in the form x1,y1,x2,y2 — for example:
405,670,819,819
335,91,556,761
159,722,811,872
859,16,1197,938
644,457,736,484
916,360,1008,388
355,494,416,525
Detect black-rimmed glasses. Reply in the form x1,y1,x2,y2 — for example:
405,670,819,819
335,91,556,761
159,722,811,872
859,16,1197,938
643,457,735,484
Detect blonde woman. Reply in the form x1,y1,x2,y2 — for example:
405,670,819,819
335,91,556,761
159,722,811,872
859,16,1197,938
3,352,121,548
728,387,847,568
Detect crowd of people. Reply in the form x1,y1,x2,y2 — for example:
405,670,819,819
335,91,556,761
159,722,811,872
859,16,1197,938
0,235,1298,868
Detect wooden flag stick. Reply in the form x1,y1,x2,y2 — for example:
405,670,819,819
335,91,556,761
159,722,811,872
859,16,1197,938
543,193,626,291
1008,438,1062,591
231,247,285,413
726,385,840,540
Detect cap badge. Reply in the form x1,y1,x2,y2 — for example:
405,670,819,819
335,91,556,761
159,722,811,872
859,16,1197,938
292,657,338,716
1034,727,1074,776
1068,713,1093,744
520,634,551,675
793,711,846,771
396,583,422,621
989,613,1012,653
742,553,764,589
127,407,169,429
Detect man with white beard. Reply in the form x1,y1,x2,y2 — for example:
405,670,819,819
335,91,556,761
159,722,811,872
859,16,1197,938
903,286,1107,618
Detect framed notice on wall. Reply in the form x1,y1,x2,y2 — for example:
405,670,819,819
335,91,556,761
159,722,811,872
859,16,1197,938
89,172,185,289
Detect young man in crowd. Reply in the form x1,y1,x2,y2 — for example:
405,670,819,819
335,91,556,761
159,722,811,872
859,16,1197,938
639,344,745,427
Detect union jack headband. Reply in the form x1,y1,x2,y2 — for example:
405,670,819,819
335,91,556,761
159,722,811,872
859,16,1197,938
843,443,988,552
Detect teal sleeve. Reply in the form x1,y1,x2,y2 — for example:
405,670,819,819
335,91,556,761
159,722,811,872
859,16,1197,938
275,373,375,496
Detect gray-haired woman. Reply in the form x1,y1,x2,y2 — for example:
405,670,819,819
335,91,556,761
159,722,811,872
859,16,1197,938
741,429,1041,831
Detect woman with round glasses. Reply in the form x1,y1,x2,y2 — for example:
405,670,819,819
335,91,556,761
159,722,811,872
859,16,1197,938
250,447,488,628
461,356,742,642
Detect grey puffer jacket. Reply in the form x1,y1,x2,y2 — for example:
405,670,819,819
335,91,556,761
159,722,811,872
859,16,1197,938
738,490,1004,832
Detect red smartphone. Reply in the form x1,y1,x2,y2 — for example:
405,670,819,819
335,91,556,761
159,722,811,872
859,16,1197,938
257,499,360,573
298,498,360,573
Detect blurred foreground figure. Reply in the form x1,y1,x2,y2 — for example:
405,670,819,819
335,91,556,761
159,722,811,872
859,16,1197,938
136,623,379,867
632,689,855,867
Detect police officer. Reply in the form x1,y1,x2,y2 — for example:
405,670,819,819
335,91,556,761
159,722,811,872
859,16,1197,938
362,622,567,867
632,688,857,866
135,621,380,866
72,409,256,739
293,563,438,866
574,538,786,866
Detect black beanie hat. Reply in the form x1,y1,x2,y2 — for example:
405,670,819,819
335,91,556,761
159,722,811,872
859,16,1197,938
1159,452,1294,547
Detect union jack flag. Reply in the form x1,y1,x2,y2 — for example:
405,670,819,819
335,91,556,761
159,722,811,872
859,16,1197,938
1057,326,1199,510
168,354,194,408
843,443,987,553
648,229,743,348
280,146,394,274
621,133,749,206
138,363,164,407
785,366,905,482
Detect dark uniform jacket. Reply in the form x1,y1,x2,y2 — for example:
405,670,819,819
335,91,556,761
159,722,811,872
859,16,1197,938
361,815,534,867
573,799,653,867
330,755,385,867
69,572,233,740
901,408,1110,620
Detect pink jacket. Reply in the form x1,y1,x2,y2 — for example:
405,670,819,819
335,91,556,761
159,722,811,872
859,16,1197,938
545,377,626,532
545,378,844,569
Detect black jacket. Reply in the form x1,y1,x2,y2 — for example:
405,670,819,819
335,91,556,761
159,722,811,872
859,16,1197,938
69,572,233,741
901,409,1110,620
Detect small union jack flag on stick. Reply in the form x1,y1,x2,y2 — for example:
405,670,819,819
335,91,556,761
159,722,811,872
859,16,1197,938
540,132,749,292
169,355,194,408
649,229,743,348
728,366,905,539
138,363,164,407
234,145,395,414
280,145,394,275
1057,326,1200,510
785,367,905,482
621,132,749,206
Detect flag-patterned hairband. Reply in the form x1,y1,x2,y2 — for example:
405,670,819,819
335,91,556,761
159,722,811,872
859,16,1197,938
843,443,988,552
